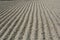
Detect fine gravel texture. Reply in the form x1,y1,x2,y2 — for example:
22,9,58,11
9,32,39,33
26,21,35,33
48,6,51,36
0,0,60,40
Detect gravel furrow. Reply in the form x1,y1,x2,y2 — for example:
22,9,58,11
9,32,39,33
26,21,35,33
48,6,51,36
0,1,60,40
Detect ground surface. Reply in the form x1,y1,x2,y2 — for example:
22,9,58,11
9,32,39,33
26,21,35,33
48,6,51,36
0,0,60,40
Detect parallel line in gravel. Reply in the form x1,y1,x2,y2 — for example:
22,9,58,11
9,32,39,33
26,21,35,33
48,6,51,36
0,9,7,15
0,7,18,24
37,2,43,40
48,9,60,22
0,9,9,16
48,9,60,19
0,2,27,40
0,1,19,16
47,8,60,39
6,2,30,40
24,2,34,40
0,1,60,40
41,2,60,39
0,2,25,27
48,9,60,26
0,1,26,33
0,7,19,30
0,2,24,19
39,2,45,40
44,4,60,40
30,2,37,40
0,6,17,20
13,2,31,40
20,3,32,40
0,7,20,37
42,2,60,40
41,2,53,40
35,2,38,40
0,2,27,38
21,2,32,40
0,2,25,17
46,8,60,40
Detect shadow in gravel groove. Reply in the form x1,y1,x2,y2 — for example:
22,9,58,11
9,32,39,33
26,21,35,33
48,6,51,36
17,2,31,40
42,1,60,40
41,2,53,40
26,2,34,40
9,2,31,40
0,7,20,38
0,2,28,40
39,3,45,40
0,7,18,30
35,2,38,40
0,5,25,40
